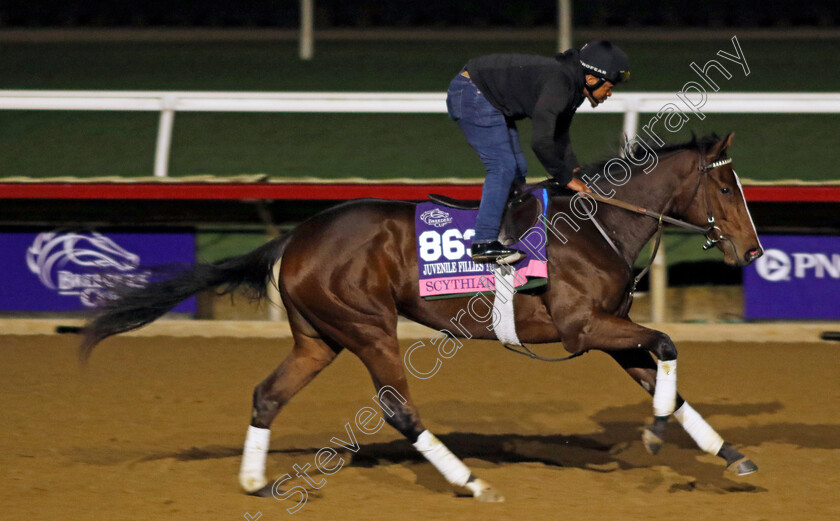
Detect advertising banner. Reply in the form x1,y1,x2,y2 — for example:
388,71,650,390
743,235,840,319
0,231,195,313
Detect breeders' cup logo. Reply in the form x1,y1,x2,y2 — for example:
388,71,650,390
755,248,791,282
420,208,453,228
26,232,149,307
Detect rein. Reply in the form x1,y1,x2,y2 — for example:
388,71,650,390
587,192,707,234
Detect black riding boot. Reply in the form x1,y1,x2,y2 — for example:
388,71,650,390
470,241,525,264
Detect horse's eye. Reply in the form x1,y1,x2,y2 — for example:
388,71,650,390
721,187,731,194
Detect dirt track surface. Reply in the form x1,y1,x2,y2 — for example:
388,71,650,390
1,334,838,521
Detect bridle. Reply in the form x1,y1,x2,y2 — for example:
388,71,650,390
581,153,736,309
697,156,734,250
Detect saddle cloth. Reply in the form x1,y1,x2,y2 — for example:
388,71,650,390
415,189,549,299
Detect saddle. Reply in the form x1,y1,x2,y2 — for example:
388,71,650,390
428,184,548,246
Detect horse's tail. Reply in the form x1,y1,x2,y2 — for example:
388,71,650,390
79,233,293,362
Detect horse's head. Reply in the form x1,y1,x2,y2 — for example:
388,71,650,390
676,134,763,267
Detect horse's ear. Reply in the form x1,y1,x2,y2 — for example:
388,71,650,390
707,133,734,158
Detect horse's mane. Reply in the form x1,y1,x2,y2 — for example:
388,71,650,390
577,132,725,179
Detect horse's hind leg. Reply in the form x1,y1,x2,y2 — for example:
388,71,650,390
606,349,758,476
354,338,504,502
239,328,341,493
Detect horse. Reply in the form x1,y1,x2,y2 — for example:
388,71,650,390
79,133,763,502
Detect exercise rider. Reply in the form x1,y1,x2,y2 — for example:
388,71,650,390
446,40,630,264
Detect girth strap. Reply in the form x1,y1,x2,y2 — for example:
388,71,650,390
492,264,584,363
502,343,584,362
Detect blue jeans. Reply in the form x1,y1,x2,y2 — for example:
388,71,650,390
447,72,527,243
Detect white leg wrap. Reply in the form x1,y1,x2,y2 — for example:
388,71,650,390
413,430,471,487
239,425,271,492
674,402,725,455
652,360,677,417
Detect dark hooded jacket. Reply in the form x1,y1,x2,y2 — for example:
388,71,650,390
466,49,586,185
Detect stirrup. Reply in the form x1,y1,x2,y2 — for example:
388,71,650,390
471,241,526,265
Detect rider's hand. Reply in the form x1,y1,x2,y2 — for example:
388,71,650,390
566,177,592,194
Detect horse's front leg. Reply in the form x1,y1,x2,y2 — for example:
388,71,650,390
606,349,758,475
563,313,680,450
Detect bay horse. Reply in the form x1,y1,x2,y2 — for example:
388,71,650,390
80,133,763,502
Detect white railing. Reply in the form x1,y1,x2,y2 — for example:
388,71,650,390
2,90,840,178
3,90,840,323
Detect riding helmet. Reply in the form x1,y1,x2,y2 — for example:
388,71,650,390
579,40,631,85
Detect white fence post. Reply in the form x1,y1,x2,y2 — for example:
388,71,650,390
651,241,667,323
557,0,573,53
153,94,176,178
300,0,314,61
267,260,284,321
622,103,639,141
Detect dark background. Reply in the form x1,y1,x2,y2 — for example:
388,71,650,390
2,1,838,28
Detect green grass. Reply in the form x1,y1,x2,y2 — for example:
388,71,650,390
0,111,159,176
0,110,836,181
195,231,274,264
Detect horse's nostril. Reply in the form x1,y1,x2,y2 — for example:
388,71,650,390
745,248,762,262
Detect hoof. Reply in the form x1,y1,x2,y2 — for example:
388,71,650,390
726,457,758,476
239,474,268,495
642,427,663,455
459,478,505,503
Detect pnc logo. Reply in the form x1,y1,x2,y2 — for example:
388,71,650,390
755,249,791,282
755,248,840,282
